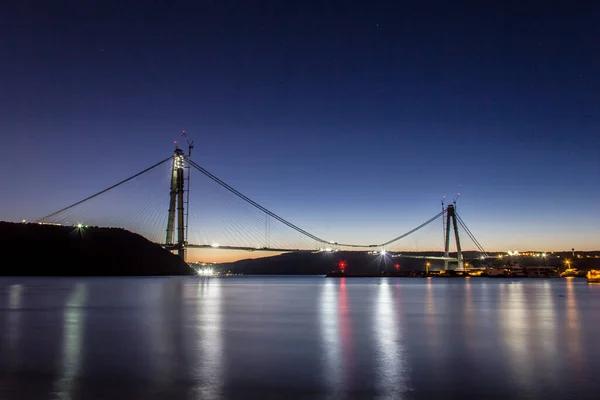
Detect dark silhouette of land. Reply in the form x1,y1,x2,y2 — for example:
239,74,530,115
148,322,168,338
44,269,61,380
215,251,454,275
215,250,600,276
0,222,193,276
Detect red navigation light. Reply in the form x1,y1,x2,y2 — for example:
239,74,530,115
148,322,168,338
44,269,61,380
338,261,347,269
395,263,400,269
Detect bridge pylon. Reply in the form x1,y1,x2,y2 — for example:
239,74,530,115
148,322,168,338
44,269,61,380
165,146,186,259
444,204,464,270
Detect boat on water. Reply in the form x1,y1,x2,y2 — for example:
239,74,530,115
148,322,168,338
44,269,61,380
587,270,600,283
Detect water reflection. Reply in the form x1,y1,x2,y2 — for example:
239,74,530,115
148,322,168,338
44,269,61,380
338,278,354,392
320,279,342,395
4,284,23,366
425,278,439,351
374,279,406,395
195,277,223,397
54,283,87,397
565,278,582,366
1,277,599,398
6,285,23,355
8,284,23,309
463,278,474,341
536,281,558,366
499,283,534,393
144,279,182,387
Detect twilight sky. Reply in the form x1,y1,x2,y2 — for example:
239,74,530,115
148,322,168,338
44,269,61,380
1,1,599,260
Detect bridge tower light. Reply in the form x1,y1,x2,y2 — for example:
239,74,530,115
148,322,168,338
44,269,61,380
166,144,186,259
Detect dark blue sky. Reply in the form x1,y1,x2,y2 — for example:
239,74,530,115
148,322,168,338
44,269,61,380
1,0,599,254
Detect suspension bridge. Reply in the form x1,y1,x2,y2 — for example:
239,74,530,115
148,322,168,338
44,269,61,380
34,143,488,269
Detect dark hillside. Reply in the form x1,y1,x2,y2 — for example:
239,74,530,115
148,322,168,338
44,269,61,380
0,222,193,276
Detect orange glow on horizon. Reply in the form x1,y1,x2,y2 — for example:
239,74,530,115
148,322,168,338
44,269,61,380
186,248,286,264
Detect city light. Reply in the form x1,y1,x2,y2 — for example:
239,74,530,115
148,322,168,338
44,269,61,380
380,250,386,256
76,223,84,229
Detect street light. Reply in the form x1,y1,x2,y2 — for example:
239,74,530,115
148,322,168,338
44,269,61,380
425,262,431,275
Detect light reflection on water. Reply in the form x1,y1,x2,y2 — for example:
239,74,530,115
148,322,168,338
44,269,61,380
319,278,342,395
195,277,223,398
424,278,440,354
565,278,582,364
374,280,406,395
53,283,87,397
0,277,599,399
7,285,22,340
499,282,535,393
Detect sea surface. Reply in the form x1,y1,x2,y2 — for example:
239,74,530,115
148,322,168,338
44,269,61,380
0,276,599,399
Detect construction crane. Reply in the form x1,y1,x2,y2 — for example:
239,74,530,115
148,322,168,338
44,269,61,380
181,129,194,158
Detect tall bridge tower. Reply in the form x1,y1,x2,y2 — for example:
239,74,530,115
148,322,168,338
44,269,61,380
165,146,186,259
444,203,464,270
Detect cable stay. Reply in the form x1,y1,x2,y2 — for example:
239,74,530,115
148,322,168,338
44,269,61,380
455,214,486,255
36,157,173,223
455,213,488,257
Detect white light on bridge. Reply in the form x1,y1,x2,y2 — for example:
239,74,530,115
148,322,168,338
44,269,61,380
197,267,215,276
211,242,219,248
76,223,84,229
319,248,337,253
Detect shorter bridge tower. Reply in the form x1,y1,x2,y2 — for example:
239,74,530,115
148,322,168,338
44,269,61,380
165,146,186,259
444,203,464,270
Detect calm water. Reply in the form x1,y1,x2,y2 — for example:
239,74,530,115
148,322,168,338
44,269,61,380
0,276,599,399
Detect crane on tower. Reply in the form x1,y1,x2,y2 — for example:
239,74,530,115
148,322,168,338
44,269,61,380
181,129,194,158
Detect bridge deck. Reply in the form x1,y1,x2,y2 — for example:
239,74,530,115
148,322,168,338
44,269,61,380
159,243,460,261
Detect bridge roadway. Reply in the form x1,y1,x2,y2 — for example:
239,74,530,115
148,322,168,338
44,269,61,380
160,243,460,262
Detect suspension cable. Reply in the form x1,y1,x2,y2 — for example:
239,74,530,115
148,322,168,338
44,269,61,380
187,159,338,245
187,159,444,248
379,211,445,247
36,157,172,223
